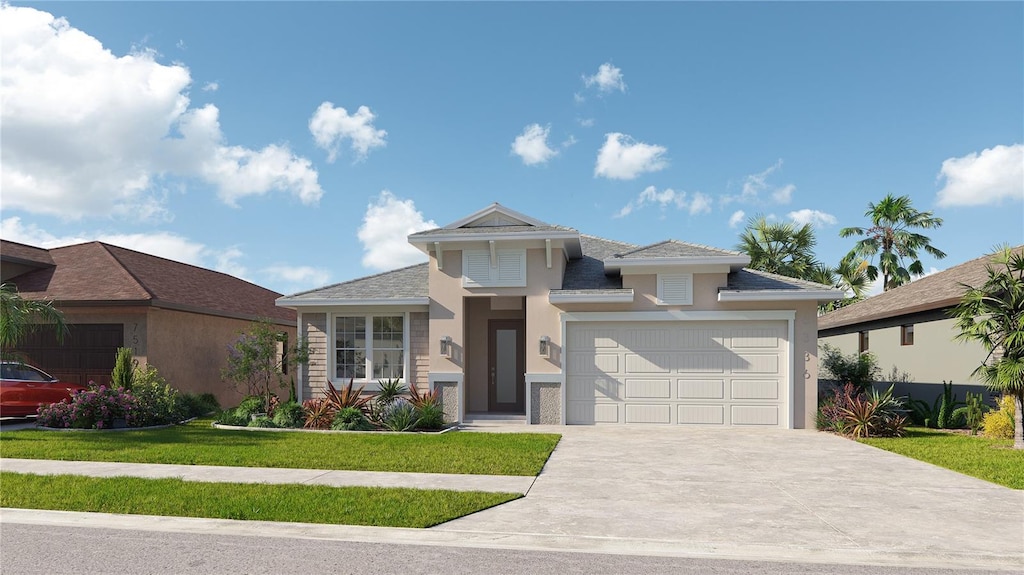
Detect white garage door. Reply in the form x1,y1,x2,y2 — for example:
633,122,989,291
566,320,788,426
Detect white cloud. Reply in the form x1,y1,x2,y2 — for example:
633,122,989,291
573,93,586,105
577,117,595,127
936,143,1024,207
595,133,668,180
357,191,437,271
511,124,558,166
728,210,746,228
262,265,330,292
615,186,711,218
583,62,626,93
561,135,577,149
723,160,795,206
201,81,218,92
787,208,838,228
308,102,387,163
0,5,322,220
0,216,248,279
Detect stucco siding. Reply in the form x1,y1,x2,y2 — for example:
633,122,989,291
820,317,985,386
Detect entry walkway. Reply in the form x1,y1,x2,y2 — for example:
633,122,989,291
0,458,536,494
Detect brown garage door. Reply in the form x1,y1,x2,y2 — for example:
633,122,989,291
15,324,123,386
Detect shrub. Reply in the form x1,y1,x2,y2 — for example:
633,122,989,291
130,365,186,426
381,400,419,432
982,395,1016,439
222,319,309,414
369,378,406,424
235,396,265,419
36,384,139,429
819,344,880,392
332,406,372,431
324,378,371,412
180,393,220,418
415,402,445,431
272,401,305,428
302,398,334,430
111,347,136,391
247,415,277,428
816,383,906,438
216,408,249,427
407,384,441,410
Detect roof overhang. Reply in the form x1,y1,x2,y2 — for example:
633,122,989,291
605,256,750,274
549,289,634,304
276,297,430,308
718,289,845,302
409,231,583,259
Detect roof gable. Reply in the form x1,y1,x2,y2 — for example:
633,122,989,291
613,239,744,260
443,202,549,229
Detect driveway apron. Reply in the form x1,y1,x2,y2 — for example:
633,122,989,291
436,426,1024,567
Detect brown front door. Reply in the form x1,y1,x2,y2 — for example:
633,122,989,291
488,319,525,413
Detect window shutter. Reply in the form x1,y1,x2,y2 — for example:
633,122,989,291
463,251,492,287
497,251,524,283
658,273,693,305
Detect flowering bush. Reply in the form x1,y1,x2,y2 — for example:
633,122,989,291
37,384,140,429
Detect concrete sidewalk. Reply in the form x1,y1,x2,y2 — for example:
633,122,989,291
0,458,536,494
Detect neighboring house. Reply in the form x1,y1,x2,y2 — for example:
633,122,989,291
817,248,1023,402
277,204,841,428
1,240,296,407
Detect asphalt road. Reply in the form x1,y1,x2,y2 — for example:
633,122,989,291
0,523,1011,575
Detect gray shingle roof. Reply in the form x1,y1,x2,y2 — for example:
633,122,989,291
281,263,428,301
562,235,639,290
612,239,743,259
726,268,836,292
409,224,576,238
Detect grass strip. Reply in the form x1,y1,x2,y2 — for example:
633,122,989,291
859,428,1024,489
0,472,520,528
0,419,560,476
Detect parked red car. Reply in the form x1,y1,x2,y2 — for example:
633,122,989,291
0,362,88,417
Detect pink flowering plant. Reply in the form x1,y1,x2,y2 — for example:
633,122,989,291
37,383,141,429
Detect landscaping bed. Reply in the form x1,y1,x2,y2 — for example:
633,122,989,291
0,418,561,476
859,427,1024,489
0,472,520,528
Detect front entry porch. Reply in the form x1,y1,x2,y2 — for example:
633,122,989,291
464,296,526,416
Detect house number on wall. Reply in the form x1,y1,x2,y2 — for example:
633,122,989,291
132,322,140,355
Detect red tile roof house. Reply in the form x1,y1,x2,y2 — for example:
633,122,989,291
817,247,1023,405
1,240,296,408
277,204,843,428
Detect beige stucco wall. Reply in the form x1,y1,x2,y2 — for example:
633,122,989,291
146,308,296,409
820,318,986,386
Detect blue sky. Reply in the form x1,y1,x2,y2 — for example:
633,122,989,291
2,2,1021,296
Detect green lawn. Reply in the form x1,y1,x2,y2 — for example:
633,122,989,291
859,428,1024,489
0,419,560,476
0,472,519,527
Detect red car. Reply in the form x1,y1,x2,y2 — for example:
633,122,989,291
0,362,88,417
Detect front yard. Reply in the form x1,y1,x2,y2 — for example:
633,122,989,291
859,428,1024,489
0,418,561,476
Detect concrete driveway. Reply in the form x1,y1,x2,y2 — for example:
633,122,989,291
436,426,1024,570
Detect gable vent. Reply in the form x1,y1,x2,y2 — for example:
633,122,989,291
657,273,693,305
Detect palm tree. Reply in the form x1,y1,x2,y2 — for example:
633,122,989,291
810,255,871,314
0,283,68,360
737,215,818,280
950,247,1024,449
840,194,946,291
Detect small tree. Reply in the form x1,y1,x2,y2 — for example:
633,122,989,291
111,347,136,391
951,247,1024,449
222,319,308,413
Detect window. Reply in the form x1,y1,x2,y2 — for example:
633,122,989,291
858,331,869,353
462,249,527,287
656,273,693,305
901,324,914,346
334,315,405,381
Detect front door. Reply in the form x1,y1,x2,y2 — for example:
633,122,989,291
488,319,525,413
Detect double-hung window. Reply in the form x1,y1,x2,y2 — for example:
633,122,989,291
334,314,406,381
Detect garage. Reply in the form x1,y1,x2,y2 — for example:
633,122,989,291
565,320,789,426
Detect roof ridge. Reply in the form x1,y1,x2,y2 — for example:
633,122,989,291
283,261,429,298
94,242,156,299
667,238,743,256
579,234,640,249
